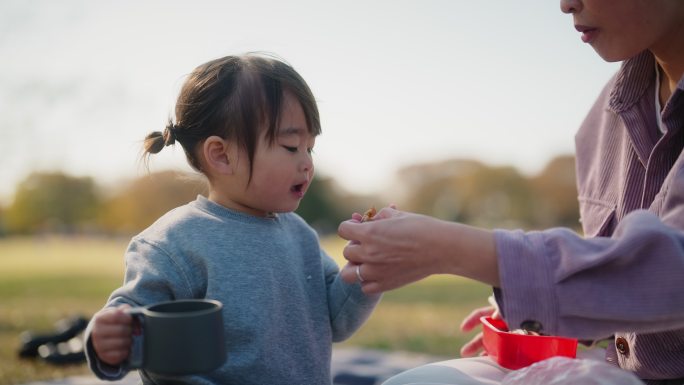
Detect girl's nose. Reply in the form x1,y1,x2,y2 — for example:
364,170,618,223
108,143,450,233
560,0,582,14
300,153,313,173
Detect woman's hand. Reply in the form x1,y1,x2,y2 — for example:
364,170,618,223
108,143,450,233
459,305,499,357
338,206,499,294
90,305,133,366
338,207,443,293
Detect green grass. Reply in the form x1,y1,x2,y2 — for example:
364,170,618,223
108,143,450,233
0,236,491,384
0,237,126,384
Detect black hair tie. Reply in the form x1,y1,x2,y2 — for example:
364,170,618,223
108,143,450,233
163,123,178,146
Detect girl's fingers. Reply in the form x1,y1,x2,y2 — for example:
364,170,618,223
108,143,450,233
92,321,132,339
92,333,133,366
97,347,131,366
94,335,132,351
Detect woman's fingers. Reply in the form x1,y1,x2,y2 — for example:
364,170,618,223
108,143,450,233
460,332,485,357
338,220,366,253
340,261,395,294
460,306,496,332
374,205,399,219
459,304,498,357
338,207,432,294
342,238,365,264
358,281,383,295
340,262,359,284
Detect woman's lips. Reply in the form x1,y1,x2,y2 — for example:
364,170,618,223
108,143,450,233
575,25,597,43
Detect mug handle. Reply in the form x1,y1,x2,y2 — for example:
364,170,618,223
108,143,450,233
124,307,146,370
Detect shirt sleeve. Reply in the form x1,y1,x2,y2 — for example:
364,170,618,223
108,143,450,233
321,250,381,342
110,238,195,304
494,209,684,340
84,238,195,380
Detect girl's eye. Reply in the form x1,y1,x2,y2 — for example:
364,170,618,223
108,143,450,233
283,146,297,153
307,147,314,154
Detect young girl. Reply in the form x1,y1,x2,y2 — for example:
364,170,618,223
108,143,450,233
84,53,380,384
338,0,684,384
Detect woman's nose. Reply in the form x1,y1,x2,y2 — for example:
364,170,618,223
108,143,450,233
560,0,582,14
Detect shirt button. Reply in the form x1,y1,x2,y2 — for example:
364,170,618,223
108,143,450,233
520,320,543,333
615,337,630,356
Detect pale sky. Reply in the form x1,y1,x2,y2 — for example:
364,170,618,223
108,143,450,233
0,0,620,204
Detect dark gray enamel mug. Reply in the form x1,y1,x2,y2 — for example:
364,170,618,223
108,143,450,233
126,299,226,375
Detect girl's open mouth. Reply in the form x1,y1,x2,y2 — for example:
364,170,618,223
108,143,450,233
291,183,306,197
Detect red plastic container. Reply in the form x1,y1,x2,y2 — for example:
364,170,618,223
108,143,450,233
480,316,578,370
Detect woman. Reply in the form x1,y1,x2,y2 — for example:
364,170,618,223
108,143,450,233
338,1,684,384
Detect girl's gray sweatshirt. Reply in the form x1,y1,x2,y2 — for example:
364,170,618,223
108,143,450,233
85,195,380,385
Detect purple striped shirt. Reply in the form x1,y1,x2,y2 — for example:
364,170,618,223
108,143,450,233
494,51,684,384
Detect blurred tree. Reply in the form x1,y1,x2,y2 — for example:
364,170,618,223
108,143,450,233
395,156,578,230
529,155,579,229
4,172,100,234
99,171,364,236
296,176,346,234
398,159,487,221
402,161,533,228
463,165,535,228
0,205,6,237
99,171,207,235
2,155,578,236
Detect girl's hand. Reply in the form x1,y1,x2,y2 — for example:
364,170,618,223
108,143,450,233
90,305,133,366
459,305,500,357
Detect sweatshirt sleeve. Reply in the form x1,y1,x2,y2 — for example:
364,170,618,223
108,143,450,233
85,238,195,380
322,250,381,342
494,209,684,341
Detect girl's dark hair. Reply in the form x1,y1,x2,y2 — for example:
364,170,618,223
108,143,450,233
142,53,321,180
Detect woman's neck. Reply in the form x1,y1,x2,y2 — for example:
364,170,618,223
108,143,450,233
654,15,684,105
657,59,683,106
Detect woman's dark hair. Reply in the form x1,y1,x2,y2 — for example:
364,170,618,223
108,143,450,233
142,53,321,180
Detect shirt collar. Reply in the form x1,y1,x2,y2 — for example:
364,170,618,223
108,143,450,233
609,50,684,116
655,62,667,134
608,50,655,113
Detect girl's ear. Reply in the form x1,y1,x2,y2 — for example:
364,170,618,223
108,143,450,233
202,136,234,175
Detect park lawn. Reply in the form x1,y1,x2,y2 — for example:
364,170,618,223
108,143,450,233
0,237,126,384
0,236,491,384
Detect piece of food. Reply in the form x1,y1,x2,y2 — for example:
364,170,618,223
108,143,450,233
510,329,542,336
360,207,377,223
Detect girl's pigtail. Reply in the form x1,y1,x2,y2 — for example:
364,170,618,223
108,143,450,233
143,119,177,156
143,131,166,155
